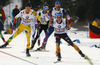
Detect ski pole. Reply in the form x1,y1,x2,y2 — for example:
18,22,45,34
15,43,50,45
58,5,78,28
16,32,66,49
70,30,77,34
0,50,37,65
0,19,4,25
0,33,6,43
87,21,89,38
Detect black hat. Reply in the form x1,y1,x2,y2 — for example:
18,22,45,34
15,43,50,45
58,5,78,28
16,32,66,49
25,3,31,7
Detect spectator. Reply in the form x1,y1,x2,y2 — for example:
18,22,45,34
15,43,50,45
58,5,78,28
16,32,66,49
12,5,20,29
12,5,19,19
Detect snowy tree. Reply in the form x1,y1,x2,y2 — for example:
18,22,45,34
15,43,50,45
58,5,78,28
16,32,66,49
0,0,10,7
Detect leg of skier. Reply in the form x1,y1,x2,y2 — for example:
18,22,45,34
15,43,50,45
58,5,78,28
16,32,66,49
63,34,93,65
54,33,86,62
0,24,25,48
41,25,48,50
25,29,31,57
36,26,54,50
32,24,41,46
37,36,40,46
30,25,42,49
31,24,36,44
55,36,61,61
36,24,41,46
62,34,86,57
0,32,6,43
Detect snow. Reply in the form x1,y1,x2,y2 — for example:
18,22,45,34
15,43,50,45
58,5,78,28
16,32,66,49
0,27,100,65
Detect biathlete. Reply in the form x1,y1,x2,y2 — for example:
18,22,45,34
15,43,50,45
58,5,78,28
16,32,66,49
51,13,89,62
31,24,41,46
36,1,71,50
31,9,41,46
0,3,37,57
30,6,50,49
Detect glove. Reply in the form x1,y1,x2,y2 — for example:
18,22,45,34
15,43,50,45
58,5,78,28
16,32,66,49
67,19,72,24
67,27,71,30
13,18,16,23
66,19,72,27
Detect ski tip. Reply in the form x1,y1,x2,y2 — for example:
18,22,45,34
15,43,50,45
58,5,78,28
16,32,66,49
0,47,12,49
85,56,93,65
54,61,62,63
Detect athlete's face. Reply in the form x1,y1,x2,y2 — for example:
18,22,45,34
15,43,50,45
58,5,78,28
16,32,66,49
25,6,31,12
55,4,60,9
57,16,62,22
43,9,48,13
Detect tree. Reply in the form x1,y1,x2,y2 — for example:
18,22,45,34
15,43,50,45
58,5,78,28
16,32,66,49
21,0,100,21
0,0,10,7
22,0,42,9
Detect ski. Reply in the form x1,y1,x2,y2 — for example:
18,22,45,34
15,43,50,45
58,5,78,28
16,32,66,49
54,61,62,63
33,50,49,52
22,50,49,53
85,56,93,65
0,47,12,49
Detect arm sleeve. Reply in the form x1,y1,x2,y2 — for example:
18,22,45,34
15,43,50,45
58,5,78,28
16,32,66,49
48,8,53,17
49,8,53,14
62,9,70,20
63,9,72,27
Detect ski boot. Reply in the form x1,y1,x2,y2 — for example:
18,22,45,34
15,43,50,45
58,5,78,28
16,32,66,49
36,47,43,51
26,49,31,57
56,53,61,61
79,51,85,57
0,42,8,48
79,51,93,65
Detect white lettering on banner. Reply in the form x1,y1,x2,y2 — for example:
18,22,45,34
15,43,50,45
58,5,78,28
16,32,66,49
55,28,65,32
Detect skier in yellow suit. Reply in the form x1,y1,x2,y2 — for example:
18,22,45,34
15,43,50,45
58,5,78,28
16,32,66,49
0,3,37,57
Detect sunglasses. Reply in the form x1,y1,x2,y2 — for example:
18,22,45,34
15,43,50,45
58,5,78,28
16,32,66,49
44,8,48,10
55,4,61,6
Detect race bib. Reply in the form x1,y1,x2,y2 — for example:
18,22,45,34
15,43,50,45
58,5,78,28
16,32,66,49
55,28,65,32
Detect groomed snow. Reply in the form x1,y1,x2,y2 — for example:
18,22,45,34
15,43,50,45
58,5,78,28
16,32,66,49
0,27,100,65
